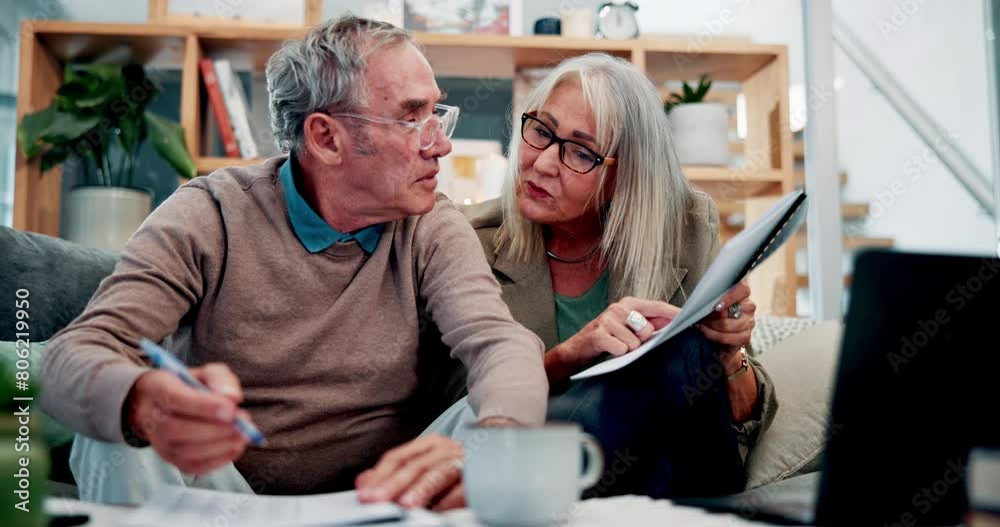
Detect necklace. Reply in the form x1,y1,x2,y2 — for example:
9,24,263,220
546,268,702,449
545,243,600,264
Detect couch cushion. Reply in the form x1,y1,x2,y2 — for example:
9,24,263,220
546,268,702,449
744,319,842,489
0,227,118,341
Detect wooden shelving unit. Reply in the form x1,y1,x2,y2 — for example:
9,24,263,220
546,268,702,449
14,20,799,315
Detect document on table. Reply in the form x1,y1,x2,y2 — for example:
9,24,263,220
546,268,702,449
570,188,807,381
123,486,447,527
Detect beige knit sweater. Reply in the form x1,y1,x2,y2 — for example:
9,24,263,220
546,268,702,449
40,156,548,493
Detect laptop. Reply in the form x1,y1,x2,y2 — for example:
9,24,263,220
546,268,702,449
676,249,1000,526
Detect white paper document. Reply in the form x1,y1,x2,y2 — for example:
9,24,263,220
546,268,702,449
123,486,446,527
570,189,807,381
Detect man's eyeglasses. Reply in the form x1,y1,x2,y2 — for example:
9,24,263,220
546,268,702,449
325,103,460,150
520,113,616,174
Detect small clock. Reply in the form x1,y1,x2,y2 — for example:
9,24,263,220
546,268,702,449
596,2,640,40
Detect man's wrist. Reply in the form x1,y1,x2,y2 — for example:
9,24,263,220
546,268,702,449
122,373,151,446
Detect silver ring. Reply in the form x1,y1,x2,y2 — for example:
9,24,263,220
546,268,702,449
727,302,743,320
626,310,649,332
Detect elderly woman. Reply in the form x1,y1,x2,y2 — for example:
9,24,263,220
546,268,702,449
356,53,778,509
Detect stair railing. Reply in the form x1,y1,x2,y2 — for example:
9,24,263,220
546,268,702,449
832,16,996,215
985,0,1000,257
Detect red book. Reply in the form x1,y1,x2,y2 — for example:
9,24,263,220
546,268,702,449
199,58,240,158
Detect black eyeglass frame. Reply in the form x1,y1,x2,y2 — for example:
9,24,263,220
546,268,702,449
519,113,617,174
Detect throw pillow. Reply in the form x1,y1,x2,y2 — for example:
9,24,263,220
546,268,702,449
0,339,76,449
744,320,842,489
750,314,820,356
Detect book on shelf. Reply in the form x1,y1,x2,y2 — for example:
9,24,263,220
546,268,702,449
213,59,260,159
199,59,240,158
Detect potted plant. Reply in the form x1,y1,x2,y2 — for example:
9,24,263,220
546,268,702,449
664,74,730,166
17,63,195,250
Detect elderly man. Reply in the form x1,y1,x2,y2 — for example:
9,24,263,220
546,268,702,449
41,15,547,502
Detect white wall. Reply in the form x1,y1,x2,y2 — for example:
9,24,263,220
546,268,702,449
644,0,995,256
831,0,995,256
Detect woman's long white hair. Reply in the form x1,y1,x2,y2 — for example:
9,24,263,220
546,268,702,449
496,53,693,301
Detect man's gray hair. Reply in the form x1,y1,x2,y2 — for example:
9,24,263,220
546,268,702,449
266,15,415,152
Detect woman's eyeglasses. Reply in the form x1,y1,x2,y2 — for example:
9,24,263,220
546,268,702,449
520,113,616,174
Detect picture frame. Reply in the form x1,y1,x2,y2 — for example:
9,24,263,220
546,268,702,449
401,0,522,35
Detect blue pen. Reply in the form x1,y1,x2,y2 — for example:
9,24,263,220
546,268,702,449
138,338,265,446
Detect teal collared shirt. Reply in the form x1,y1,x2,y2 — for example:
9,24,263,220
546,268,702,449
279,155,383,254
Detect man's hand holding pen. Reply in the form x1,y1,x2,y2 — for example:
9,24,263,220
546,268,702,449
125,362,258,475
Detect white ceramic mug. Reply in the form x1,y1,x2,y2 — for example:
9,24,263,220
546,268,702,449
461,423,604,526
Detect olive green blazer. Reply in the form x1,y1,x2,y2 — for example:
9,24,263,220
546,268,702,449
458,191,778,449
460,191,721,350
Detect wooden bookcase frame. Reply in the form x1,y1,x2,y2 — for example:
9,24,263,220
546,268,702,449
13,20,799,314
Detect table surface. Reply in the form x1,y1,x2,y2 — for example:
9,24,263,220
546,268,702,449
44,495,772,526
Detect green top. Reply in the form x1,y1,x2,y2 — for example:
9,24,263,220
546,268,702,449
554,270,611,343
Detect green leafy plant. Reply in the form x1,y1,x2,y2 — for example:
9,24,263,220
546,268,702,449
663,74,713,113
17,63,195,188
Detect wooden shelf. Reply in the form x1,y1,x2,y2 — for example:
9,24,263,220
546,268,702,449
23,21,783,80
196,156,262,174
717,201,870,220
793,232,894,250
843,236,894,250
14,19,798,315
29,20,189,68
420,33,636,78
196,156,786,190
842,203,870,219
643,40,784,83
797,273,853,289
683,165,784,182
684,166,784,199
196,30,639,76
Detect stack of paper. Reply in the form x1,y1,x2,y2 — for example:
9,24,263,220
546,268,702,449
124,487,446,527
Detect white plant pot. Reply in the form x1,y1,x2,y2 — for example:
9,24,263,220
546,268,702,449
668,102,731,166
64,187,152,251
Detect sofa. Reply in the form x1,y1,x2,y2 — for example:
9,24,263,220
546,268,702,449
0,225,843,500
